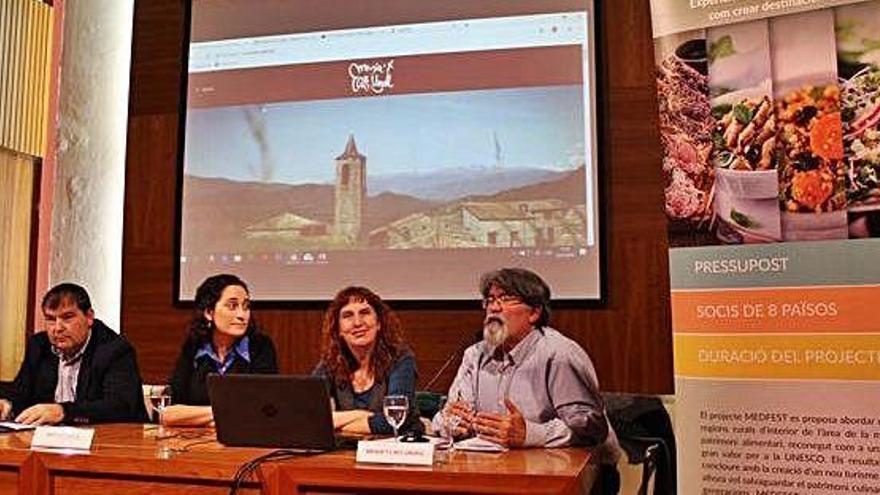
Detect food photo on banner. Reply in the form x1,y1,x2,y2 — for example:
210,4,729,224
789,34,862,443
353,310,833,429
650,1,880,494
655,0,880,246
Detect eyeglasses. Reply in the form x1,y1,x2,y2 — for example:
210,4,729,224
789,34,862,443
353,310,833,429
481,294,524,309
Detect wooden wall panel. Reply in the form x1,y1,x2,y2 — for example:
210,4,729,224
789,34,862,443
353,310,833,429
123,0,673,393
53,476,261,495
0,470,17,495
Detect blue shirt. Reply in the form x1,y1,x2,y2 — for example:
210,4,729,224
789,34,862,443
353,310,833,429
193,336,251,375
361,355,417,434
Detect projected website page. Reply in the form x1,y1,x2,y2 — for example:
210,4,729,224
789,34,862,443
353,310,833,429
180,1,600,301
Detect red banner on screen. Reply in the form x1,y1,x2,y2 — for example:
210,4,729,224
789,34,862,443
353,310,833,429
188,45,583,109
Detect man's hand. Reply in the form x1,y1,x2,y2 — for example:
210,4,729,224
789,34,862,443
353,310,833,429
15,403,65,425
0,399,12,421
473,398,527,447
442,400,475,438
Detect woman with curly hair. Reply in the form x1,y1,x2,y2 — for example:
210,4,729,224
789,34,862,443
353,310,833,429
161,274,278,426
313,286,421,436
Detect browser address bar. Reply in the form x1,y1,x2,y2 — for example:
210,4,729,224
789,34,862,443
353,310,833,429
189,11,588,73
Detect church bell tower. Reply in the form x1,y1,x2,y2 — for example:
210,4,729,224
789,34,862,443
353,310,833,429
334,134,366,243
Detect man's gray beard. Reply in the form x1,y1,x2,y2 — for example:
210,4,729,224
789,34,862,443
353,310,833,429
483,317,508,348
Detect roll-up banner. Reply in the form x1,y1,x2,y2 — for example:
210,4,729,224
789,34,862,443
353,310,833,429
649,1,880,494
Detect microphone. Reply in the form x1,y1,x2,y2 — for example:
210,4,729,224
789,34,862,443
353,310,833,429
421,328,482,392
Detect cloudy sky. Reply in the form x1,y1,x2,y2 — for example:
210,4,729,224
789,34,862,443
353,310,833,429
184,84,588,184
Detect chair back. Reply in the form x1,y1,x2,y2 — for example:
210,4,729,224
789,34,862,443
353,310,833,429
603,393,676,495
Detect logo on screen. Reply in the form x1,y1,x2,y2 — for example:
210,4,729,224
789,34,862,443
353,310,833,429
349,59,394,95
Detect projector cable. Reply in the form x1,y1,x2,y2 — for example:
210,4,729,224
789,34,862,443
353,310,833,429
228,448,323,495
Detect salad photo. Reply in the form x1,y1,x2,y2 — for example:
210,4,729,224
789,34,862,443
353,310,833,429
842,68,880,208
775,83,847,214
712,95,776,171
836,2,880,212
706,20,782,244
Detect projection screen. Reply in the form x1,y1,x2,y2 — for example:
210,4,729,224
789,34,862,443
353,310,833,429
178,0,603,301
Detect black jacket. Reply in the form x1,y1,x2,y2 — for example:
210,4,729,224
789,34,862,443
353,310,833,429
168,332,278,406
5,320,148,424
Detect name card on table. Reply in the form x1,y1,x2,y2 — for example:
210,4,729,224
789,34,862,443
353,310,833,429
356,438,434,466
31,426,94,451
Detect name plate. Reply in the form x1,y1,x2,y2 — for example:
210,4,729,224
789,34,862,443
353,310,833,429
31,426,94,451
356,438,434,466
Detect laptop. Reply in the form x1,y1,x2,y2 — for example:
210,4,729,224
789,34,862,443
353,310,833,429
208,374,346,450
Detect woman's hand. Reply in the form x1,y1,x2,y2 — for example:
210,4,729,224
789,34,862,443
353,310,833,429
160,405,214,427
332,409,373,434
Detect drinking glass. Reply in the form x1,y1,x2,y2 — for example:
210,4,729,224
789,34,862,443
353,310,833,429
148,385,172,423
438,410,461,449
147,385,173,456
383,395,409,441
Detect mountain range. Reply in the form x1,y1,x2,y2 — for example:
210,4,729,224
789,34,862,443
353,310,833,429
367,166,568,202
181,165,587,253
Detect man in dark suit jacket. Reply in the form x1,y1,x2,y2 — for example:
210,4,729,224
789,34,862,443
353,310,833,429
0,283,148,425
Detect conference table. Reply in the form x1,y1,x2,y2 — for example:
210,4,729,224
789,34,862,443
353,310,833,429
0,424,598,494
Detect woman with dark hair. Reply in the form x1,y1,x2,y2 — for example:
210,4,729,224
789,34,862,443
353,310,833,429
161,274,278,426
313,286,421,436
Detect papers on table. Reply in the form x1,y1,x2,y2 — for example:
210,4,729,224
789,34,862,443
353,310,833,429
0,421,36,433
453,436,507,452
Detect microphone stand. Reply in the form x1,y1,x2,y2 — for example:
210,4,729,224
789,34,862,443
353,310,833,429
421,328,483,392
